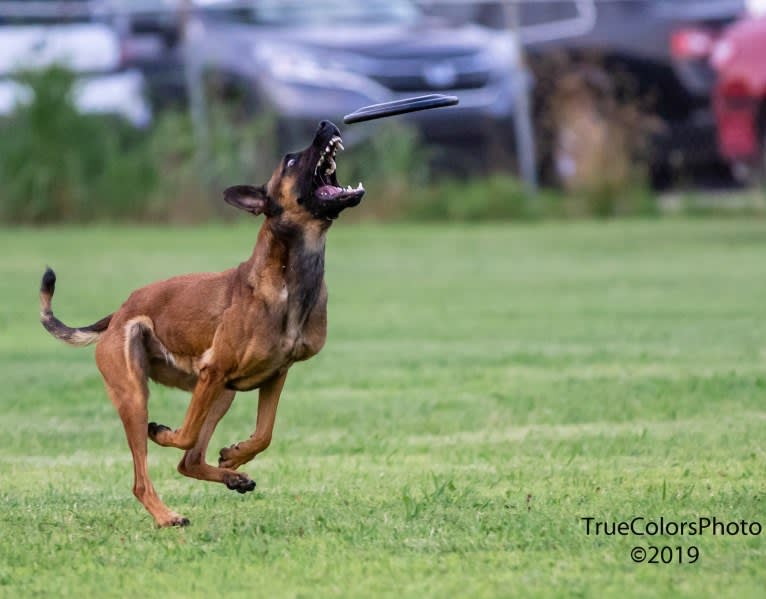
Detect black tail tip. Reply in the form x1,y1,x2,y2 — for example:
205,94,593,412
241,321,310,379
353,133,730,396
41,267,56,295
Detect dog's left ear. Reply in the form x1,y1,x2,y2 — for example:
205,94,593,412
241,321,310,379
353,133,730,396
223,185,269,216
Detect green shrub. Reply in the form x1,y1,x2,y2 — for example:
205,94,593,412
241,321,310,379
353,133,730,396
0,65,662,224
336,121,656,222
404,175,550,221
0,66,156,223
336,121,431,220
0,66,280,223
143,105,281,222
566,179,659,219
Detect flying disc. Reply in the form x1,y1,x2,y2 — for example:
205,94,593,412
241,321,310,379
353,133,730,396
343,94,459,124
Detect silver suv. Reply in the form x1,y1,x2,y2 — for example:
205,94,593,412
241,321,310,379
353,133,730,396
188,0,525,154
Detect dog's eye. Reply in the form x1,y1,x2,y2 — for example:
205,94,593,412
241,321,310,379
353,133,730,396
286,157,297,168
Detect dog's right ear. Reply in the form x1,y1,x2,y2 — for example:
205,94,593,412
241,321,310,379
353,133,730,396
223,185,269,216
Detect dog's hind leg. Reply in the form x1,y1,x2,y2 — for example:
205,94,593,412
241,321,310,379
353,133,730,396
177,390,257,494
96,323,188,527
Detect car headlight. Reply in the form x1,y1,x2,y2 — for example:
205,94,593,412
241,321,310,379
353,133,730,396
253,44,325,82
711,39,735,71
251,43,389,101
470,33,521,74
486,33,520,69
746,0,766,17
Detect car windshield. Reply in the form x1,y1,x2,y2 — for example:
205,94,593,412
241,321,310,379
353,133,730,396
228,0,419,26
0,1,93,25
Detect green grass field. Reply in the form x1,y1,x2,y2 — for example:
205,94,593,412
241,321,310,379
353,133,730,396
1,220,765,597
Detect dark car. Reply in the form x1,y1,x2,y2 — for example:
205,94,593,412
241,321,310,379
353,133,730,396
168,0,527,159
432,0,745,186
110,0,187,110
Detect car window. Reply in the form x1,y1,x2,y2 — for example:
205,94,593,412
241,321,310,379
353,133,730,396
0,1,94,25
223,0,420,26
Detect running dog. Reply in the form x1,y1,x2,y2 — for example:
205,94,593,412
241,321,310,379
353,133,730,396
40,120,364,527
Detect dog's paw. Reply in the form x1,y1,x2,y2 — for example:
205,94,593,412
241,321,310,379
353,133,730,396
218,444,242,469
156,513,190,528
223,472,256,494
148,422,172,442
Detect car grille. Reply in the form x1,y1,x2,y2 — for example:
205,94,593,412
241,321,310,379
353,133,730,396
370,70,490,93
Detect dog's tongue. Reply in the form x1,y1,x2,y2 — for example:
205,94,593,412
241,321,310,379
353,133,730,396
316,185,343,200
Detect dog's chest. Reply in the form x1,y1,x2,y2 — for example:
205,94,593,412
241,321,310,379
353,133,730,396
278,247,324,341
237,266,324,369
278,282,323,360
227,294,324,391
223,245,327,391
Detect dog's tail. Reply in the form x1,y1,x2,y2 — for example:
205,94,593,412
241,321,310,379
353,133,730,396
40,267,113,347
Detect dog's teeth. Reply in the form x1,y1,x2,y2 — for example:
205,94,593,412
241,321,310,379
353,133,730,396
315,152,328,174
337,142,344,151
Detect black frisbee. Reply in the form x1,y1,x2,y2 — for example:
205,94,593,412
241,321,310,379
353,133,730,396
343,94,459,124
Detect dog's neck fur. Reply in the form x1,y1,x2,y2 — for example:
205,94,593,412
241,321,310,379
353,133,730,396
244,218,328,326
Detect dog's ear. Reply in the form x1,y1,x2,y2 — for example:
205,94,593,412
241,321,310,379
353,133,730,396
223,185,269,216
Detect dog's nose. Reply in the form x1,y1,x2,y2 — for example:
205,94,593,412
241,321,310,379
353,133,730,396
318,120,340,137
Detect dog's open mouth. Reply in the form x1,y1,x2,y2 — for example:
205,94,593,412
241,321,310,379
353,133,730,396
312,135,365,204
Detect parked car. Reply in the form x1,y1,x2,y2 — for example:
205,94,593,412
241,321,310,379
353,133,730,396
168,0,526,162
0,0,151,127
711,12,766,181
109,0,188,110
432,0,745,186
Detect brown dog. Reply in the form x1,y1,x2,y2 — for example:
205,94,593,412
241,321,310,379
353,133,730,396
39,120,364,527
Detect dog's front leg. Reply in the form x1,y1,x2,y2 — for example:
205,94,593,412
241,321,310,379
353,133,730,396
177,389,257,494
218,370,287,470
149,365,227,450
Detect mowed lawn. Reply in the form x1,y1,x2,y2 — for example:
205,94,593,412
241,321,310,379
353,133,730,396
1,220,765,598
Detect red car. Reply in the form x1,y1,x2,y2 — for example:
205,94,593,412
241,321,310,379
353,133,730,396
712,15,766,179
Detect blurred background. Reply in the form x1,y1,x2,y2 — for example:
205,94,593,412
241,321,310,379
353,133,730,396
1,0,766,224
